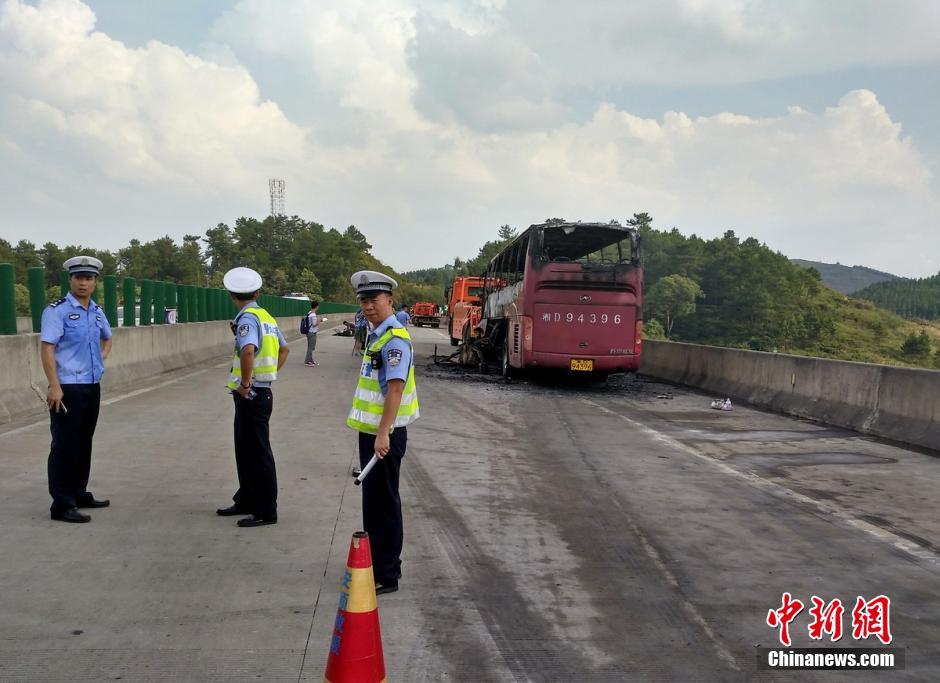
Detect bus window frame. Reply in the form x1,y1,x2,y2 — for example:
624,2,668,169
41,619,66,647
532,224,641,268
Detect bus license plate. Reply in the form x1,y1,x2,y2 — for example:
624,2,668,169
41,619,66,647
570,359,593,372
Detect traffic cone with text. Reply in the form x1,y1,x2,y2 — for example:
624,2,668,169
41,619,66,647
323,531,387,683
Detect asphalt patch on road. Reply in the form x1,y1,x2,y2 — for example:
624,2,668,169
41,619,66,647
726,451,897,477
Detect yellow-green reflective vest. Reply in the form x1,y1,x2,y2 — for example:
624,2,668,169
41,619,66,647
347,327,419,434
227,307,280,390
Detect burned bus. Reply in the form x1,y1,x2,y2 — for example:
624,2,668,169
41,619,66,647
478,221,643,379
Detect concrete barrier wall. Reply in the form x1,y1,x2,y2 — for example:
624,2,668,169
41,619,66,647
640,340,940,452
0,316,304,424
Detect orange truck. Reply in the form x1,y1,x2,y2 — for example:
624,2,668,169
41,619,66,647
410,301,442,328
445,276,485,346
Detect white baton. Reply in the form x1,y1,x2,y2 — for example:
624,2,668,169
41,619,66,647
354,454,379,486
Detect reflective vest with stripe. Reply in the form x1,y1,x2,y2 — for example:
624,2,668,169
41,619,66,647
347,327,419,434
227,307,280,390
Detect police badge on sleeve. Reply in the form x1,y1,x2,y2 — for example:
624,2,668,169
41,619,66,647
238,324,250,337
387,348,403,367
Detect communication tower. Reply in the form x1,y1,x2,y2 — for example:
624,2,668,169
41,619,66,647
268,179,286,216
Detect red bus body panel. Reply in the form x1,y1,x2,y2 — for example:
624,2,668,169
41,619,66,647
485,224,643,374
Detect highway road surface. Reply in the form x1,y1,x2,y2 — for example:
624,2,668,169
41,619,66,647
0,325,937,681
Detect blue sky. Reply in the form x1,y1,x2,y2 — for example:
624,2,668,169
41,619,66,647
2,0,939,277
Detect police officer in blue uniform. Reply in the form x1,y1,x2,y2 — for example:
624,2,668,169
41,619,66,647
395,304,411,326
40,256,113,523
216,267,290,528
349,270,417,595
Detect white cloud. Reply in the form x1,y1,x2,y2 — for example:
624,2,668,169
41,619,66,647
407,12,567,131
501,0,940,87
462,90,937,275
0,0,308,194
209,0,424,134
1,0,938,279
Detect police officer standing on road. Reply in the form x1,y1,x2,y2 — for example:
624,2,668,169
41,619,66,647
395,304,411,326
40,256,113,523
216,267,289,528
347,271,420,595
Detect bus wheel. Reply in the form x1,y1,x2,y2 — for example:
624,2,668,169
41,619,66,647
501,335,513,380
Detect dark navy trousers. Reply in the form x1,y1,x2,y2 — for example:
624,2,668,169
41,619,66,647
232,388,278,517
358,427,407,584
48,383,101,513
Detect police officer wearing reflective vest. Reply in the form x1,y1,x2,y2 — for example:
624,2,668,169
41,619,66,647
216,267,289,527
347,271,419,595
40,256,113,523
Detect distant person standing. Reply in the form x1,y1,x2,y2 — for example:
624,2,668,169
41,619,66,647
347,271,420,595
216,267,289,528
352,307,368,356
40,256,113,523
395,304,411,326
303,300,320,366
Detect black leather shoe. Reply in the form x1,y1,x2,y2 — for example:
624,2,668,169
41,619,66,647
77,498,110,509
375,581,398,595
237,514,278,527
216,505,250,516
51,507,91,523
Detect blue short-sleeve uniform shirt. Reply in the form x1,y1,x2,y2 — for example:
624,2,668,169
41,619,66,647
364,314,412,395
40,293,112,384
234,302,286,388
395,310,411,325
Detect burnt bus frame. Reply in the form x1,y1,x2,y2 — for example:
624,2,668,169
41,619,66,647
479,221,643,357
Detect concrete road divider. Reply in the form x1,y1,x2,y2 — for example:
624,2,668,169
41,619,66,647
0,316,308,424
641,340,939,452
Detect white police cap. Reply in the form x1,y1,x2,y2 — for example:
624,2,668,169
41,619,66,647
223,267,263,294
63,255,103,276
351,270,398,297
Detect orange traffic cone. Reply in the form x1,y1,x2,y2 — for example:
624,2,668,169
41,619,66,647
323,531,387,683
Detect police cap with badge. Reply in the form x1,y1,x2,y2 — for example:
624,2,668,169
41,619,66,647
351,270,398,298
223,267,263,295
223,267,263,337
352,271,401,373
64,255,103,277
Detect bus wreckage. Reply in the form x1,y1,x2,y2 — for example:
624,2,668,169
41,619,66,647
437,221,644,380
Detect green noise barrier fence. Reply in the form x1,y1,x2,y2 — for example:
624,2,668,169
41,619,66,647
104,275,118,327
27,267,45,332
123,277,136,327
0,263,356,334
139,279,153,326
0,264,14,335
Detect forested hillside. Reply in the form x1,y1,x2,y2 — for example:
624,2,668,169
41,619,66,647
0,215,441,310
789,259,901,295
853,274,940,320
402,224,518,290
636,213,940,368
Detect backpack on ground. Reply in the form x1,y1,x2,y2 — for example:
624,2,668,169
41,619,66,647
300,314,311,334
